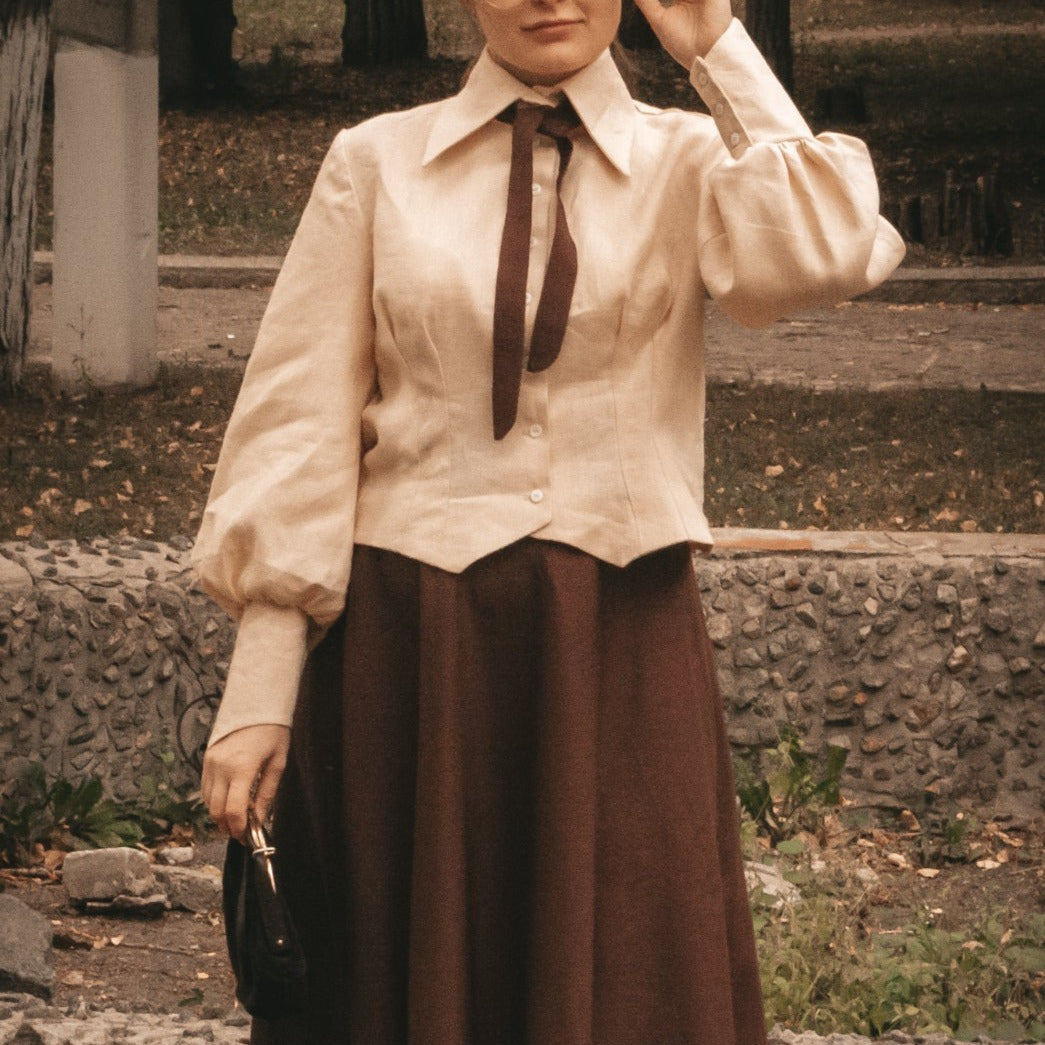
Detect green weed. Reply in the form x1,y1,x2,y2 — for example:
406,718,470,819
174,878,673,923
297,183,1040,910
734,725,848,849
757,890,1045,1039
0,762,143,865
0,760,208,866
128,750,211,844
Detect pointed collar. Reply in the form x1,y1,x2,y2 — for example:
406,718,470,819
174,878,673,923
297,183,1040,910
422,47,635,176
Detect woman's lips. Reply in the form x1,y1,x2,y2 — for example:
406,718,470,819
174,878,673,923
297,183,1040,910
524,19,582,38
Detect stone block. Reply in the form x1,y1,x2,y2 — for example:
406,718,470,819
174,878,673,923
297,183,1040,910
156,846,194,866
0,559,32,600
0,895,54,999
744,861,801,908
62,847,157,902
154,866,222,914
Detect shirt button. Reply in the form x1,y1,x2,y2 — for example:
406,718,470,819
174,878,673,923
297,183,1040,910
528,423,543,438
729,131,741,147
530,236,538,248
714,102,724,116
532,183,542,196
525,292,533,305
529,489,544,504
697,72,709,87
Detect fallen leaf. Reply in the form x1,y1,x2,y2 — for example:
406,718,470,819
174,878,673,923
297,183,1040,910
975,857,1001,870
190,386,204,397
960,519,979,532
72,499,93,516
897,809,921,832
196,971,210,980
765,464,785,478
15,524,33,538
60,970,85,987
110,934,125,946
886,852,910,869
934,507,960,522
916,867,940,878
36,487,63,507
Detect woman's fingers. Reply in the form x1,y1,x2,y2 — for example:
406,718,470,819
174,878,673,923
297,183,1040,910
201,724,291,840
632,0,732,68
252,746,288,828
223,775,254,841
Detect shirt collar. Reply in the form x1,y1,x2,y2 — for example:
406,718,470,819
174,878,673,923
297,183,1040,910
422,47,635,176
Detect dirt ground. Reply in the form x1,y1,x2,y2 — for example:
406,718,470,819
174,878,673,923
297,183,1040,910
5,866,238,1015
2,823,1041,1017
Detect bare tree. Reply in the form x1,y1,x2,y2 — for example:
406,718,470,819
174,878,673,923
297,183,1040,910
1,0,51,392
745,0,793,95
342,0,427,65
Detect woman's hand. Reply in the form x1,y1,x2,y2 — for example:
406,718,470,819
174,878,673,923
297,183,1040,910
632,0,733,70
200,724,291,840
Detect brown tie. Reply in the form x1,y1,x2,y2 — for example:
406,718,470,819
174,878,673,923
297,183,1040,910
492,100,581,440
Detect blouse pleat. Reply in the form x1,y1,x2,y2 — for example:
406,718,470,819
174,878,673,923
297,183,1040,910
251,539,767,1045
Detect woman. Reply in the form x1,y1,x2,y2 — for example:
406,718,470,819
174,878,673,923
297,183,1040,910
197,0,905,1041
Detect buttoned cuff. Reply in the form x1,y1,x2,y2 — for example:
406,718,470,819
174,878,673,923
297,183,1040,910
690,17,812,159
207,603,309,747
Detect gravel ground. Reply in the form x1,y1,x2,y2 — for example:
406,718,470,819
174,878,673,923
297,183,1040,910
0,995,1037,1045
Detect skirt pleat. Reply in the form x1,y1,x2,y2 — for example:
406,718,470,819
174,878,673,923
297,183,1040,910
251,539,768,1045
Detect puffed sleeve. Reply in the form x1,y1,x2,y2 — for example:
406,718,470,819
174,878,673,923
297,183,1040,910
690,19,905,326
191,130,376,746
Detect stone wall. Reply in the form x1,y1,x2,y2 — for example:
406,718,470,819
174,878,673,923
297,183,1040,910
1,533,1042,822
698,537,1044,824
0,538,230,801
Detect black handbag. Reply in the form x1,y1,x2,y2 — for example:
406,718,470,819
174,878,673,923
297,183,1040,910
222,809,308,1019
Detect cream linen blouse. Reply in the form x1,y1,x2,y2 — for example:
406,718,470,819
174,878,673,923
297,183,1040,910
193,19,905,745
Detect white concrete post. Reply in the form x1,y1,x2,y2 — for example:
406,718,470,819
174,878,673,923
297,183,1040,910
52,0,158,390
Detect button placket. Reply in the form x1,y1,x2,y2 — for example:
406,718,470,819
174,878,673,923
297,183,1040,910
525,145,556,326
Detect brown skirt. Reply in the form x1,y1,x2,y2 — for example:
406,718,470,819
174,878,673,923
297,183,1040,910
251,539,767,1045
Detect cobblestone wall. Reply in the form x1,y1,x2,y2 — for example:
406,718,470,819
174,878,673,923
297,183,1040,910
0,538,230,801
697,548,1044,822
1,536,1042,822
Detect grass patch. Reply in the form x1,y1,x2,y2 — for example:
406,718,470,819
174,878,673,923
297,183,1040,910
233,0,344,64
755,885,1045,1040
1,366,1041,541
705,384,1044,534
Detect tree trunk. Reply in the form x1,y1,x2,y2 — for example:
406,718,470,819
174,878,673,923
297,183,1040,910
342,0,427,65
744,0,793,95
0,0,51,393
159,0,237,102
